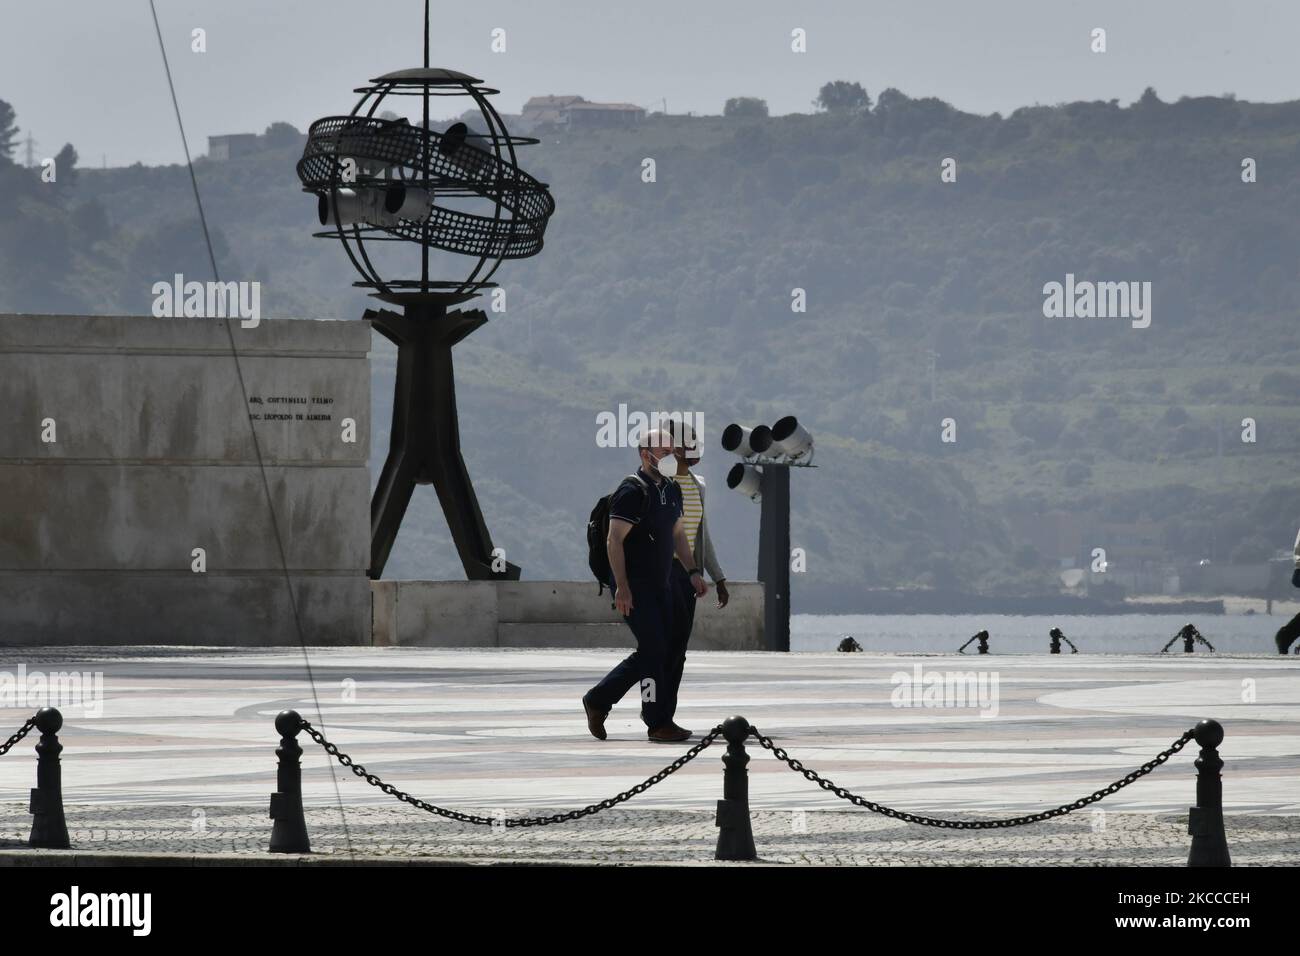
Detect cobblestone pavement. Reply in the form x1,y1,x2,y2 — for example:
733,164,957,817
0,647,1296,864
0,804,1293,865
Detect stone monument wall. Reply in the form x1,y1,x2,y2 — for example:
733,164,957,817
0,314,371,645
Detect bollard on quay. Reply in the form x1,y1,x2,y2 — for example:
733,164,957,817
1049,627,1078,655
268,710,311,853
28,706,70,849
715,716,758,861
1187,718,1231,867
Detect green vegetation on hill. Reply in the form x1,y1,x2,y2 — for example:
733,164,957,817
2,87,1298,607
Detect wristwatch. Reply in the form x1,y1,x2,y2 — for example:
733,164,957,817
688,567,702,577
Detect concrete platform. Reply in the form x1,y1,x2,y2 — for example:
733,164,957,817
371,580,765,649
0,646,1295,863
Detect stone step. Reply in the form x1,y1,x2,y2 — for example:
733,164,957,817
496,622,631,648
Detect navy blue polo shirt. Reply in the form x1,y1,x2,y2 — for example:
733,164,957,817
609,467,683,588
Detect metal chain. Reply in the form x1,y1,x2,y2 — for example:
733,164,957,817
749,725,1196,829
299,719,725,827
0,717,37,758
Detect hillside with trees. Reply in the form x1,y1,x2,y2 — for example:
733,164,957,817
2,84,1298,609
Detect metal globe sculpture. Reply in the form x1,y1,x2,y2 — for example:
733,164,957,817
298,4,555,582
296,67,554,303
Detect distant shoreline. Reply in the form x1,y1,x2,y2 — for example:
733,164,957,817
796,590,1300,617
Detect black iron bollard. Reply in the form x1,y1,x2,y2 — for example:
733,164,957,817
268,710,311,853
1187,718,1231,867
1049,627,1078,655
714,716,757,861
958,629,991,655
28,707,70,849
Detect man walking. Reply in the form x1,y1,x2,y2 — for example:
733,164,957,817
583,428,708,742
1274,526,1300,654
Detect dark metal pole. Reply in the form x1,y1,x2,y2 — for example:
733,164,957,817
269,710,311,853
367,304,519,580
1187,718,1231,867
420,13,430,290
757,466,790,652
28,707,69,849
714,716,757,861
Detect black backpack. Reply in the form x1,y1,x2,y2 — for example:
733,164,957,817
587,474,650,595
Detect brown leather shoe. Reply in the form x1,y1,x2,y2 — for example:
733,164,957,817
582,695,608,741
647,723,692,743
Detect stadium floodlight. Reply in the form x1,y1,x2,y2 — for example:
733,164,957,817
721,423,762,458
720,416,817,652
726,462,763,501
769,415,814,462
723,418,813,465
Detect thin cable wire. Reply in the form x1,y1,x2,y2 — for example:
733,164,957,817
148,0,353,857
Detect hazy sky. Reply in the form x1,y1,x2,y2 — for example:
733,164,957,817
2,0,1297,167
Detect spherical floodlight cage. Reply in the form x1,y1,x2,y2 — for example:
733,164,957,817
296,68,556,301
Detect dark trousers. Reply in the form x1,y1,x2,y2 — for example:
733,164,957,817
1277,612,1300,652
586,564,698,728
664,562,698,721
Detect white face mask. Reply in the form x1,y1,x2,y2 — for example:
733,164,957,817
647,451,676,478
